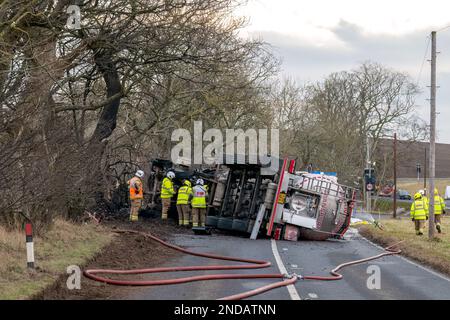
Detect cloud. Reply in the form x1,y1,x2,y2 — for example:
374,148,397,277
246,22,450,143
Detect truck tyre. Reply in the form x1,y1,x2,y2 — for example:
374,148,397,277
206,216,219,227
217,217,234,230
231,219,249,233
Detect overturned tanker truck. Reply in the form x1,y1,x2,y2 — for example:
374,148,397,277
148,155,357,241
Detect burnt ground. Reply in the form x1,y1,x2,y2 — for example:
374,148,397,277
33,218,192,300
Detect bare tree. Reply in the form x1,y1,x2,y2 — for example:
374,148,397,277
272,62,421,185
0,0,278,228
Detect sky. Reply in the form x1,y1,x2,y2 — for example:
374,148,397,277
235,0,450,143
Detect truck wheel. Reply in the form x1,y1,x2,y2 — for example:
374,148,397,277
231,219,249,233
217,217,234,230
206,216,219,227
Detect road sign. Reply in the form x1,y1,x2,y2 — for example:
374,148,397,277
364,168,376,192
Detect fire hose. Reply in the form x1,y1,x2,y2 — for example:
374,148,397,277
83,229,403,300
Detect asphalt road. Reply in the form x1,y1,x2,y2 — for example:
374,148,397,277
126,229,450,300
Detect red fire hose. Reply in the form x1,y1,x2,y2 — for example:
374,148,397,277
83,229,402,300
302,241,404,281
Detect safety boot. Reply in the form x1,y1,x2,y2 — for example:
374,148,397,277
436,224,442,234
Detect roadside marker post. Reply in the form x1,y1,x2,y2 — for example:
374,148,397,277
25,223,35,269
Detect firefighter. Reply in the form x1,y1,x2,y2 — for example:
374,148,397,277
433,188,446,234
410,192,429,236
191,179,208,228
128,170,145,222
176,179,192,226
419,189,429,205
160,171,175,220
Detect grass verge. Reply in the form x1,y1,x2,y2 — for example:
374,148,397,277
0,219,114,300
372,198,411,213
358,216,450,277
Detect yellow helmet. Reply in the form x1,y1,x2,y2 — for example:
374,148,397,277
184,180,192,187
414,193,422,200
434,188,439,195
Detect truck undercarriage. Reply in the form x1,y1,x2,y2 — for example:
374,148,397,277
147,156,357,241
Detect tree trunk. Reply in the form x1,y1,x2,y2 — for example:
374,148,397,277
87,50,123,210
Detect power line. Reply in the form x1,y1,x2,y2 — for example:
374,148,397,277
436,25,450,33
416,35,431,85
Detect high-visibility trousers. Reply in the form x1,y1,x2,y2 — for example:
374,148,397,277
161,198,171,220
176,204,191,226
130,199,142,222
414,220,425,235
435,214,442,228
192,208,206,227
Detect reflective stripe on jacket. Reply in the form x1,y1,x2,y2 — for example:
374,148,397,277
128,177,143,200
410,199,428,220
192,185,207,208
161,177,175,199
177,185,192,205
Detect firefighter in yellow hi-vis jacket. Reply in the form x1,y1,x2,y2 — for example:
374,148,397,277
160,171,175,220
432,188,446,233
176,180,193,226
410,192,429,236
191,179,208,227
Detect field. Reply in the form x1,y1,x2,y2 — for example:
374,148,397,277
397,178,450,197
0,219,113,300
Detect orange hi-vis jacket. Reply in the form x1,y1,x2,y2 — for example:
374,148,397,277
128,176,143,200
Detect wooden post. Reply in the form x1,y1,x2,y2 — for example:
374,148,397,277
393,133,397,219
429,31,437,239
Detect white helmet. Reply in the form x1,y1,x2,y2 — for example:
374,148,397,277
167,171,175,179
196,178,204,185
135,170,144,178
419,189,425,196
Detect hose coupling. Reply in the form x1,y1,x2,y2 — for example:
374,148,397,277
284,273,302,280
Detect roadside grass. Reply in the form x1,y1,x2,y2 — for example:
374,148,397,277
372,198,411,213
0,219,114,300
397,178,450,197
353,198,411,216
358,216,450,276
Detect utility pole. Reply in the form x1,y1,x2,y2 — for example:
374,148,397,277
393,133,397,219
366,135,371,214
424,147,427,191
429,31,437,239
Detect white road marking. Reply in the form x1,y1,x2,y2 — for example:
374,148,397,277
271,239,301,300
354,229,450,283
308,293,319,299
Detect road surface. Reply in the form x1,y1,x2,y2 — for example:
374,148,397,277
125,229,450,300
